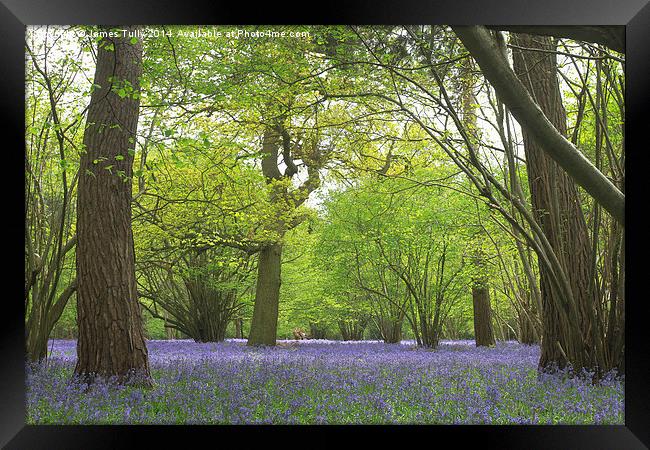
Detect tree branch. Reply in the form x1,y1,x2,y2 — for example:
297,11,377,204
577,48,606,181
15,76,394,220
485,26,624,54
452,25,625,224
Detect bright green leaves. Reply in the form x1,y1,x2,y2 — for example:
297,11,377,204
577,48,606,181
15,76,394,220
58,158,69,173
98,40,114,52
108,76,140,100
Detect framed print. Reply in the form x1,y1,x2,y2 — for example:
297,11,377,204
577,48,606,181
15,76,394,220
2,0,649,447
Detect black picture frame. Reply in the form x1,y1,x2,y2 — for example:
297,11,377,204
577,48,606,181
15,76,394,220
3,0,649,448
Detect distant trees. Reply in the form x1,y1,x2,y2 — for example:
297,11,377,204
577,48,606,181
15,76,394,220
139,246,254,342
25,28,84,362
338,25,625,374
317,172,476,348
338,315,369,341
129,104,268,344
25,25,625,379
74,27,151,383
354,250,408,344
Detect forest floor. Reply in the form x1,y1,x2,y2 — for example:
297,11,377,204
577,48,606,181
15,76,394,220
27,339,623,424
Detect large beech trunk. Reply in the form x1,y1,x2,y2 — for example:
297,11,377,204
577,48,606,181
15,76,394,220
511,34,595,372
247,243,283,346
74,27,151,383
472,285,496,347
246,123,322,346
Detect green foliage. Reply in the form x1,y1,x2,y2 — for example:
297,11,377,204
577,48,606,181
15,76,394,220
26,25,623,348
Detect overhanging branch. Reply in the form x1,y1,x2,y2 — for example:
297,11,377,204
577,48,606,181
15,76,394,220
452,25,625,224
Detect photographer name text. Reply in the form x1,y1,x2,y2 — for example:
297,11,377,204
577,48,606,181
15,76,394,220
74,27,311,40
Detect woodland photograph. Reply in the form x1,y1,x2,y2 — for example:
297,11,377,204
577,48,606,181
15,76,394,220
25,24,625,425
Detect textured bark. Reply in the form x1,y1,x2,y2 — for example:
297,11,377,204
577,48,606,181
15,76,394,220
247,124,322,346
453,26,624,224
518,310,540,345
234,318,244,339
511,34,595,371
247,243,282,346
247,128,285,346
472,286,496,347
26,280,77,362
74,27,151,384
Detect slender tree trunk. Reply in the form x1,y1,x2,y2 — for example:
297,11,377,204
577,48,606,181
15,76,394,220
234,318,244,339
511,33,595,372
518,308,539,345
460,57,496,349
247,243,282,346
163,310,176,340
339,319,366,341
472,286,496,347
74,27,151,384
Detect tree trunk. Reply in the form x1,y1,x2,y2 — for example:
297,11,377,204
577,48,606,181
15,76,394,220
511,33,595,372
339,319,366,341
234,318,244,339
309,322,328,340
74,27,151,384
26,282,76,362
378,317,402,344
163,310,176,340
461,57,496,349
485,26,625,53
518,312,539,345
246,122,322,346
453,26,624,224
247,243,282,346
472,286,496,347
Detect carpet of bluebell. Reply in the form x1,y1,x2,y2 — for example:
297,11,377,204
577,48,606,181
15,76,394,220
26,339,624,424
